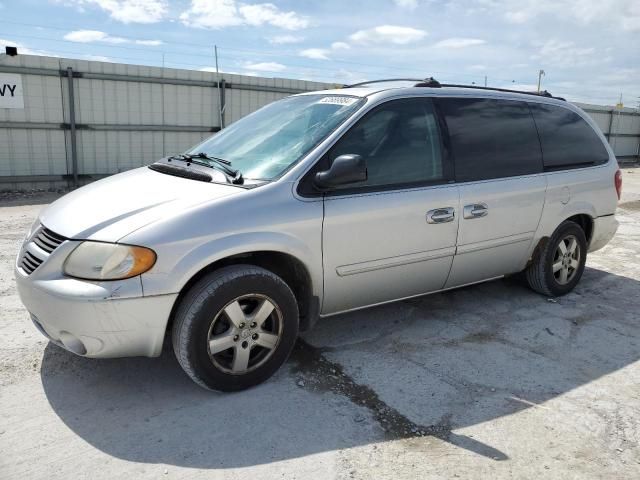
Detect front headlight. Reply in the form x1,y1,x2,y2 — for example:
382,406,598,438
63,242,157,280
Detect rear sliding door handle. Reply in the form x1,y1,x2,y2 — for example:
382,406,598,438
463,203,488,219
426,207,455,224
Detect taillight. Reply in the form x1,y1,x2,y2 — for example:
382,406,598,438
614,169,622,200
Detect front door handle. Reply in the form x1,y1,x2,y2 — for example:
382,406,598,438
463,203,488,219
426,207,455,224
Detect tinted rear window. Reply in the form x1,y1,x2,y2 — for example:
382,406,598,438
528,103,609,169
436,98,542,182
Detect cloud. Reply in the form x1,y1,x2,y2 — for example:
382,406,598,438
242,61,286,72
298,41,349,61
64,30,127,44
480,0,640,32
61,0,168,24
331,41,350,50
533,39,606,68
64,30,162,46
393,0,418,9
136,39,163,46
239,3,309,30
180,0,308,30
0,38,55,56
299,48,331,60
349,25,427,45
179,0,242,29
433,37,486,49
83,54,113,62
268,35,304,45
501,83,539,91
199,67,242,74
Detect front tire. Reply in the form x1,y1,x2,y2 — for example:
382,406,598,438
525,221,587,297
172,265,299,391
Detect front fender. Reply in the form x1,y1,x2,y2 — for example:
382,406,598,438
140,230,323,300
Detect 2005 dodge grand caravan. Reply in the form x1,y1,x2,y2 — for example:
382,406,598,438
15,79,621,391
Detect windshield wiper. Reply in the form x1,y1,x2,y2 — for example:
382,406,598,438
169,153,243,184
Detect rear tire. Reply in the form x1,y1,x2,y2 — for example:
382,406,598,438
525,221,587,297
172,265,299,391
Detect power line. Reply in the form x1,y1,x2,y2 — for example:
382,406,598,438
0,18,512,83
1,18,635,104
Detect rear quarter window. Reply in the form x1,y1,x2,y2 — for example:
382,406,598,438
436,97,543,182
528,103,609,169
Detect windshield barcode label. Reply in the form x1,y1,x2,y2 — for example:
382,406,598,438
318,96,358,106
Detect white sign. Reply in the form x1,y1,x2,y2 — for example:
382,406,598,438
0,73,24,109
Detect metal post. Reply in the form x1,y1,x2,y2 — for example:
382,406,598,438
606,109,614,141
220,78,226,128
537,69,545,93
66,67,79,188
215,45,223,130
484,75,487,87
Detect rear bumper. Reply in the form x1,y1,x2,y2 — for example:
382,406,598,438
588,215,619,252
14,245,177,358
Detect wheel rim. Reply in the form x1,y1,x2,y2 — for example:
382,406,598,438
207,294,283,375
552,234,581,285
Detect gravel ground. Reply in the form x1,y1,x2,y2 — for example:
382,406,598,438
1,169,639,479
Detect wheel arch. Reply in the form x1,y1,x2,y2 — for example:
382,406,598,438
528,212,594,267
167,249,319,334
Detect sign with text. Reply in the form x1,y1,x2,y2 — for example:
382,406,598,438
0,73,24,109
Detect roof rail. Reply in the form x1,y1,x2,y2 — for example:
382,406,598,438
344,77,565,101
344,78,425,88
438,83,565,101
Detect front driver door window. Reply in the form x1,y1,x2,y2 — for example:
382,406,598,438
328,98,444,190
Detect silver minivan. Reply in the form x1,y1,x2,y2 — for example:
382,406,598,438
15,79,621,391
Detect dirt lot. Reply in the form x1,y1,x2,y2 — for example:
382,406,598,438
1,170,639,479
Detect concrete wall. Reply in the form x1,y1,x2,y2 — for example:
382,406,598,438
1,54,638,191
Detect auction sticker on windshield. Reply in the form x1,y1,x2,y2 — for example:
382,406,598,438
318,96,358,106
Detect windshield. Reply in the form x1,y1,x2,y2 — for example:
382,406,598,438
187,94,364,181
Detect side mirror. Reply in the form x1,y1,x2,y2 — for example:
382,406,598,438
314,154,367,189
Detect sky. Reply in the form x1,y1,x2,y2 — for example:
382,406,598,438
0,0,638,106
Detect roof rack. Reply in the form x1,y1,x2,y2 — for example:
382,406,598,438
344,78,425,88
438,83,564,100
344,77,565,101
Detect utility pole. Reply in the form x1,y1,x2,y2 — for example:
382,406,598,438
484,75,487,87
537,69,545,93
214,45,223,130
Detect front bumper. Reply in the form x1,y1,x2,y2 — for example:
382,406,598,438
14,236,177,358
588,214,619,253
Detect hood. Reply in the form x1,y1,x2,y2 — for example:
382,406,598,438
40,167,243,241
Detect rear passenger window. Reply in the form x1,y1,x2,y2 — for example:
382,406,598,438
436,98,542,182
528,103,609,169
329,98,444,188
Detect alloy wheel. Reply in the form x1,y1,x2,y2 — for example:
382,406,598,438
552,234,581,285
207,294,283,374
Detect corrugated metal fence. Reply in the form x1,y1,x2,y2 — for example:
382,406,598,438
1,54,638,191
0,54,333,190
574,102,640,163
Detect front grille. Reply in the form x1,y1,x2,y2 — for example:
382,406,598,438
20,226,67,275
32,227,66,253
21,251,44,274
